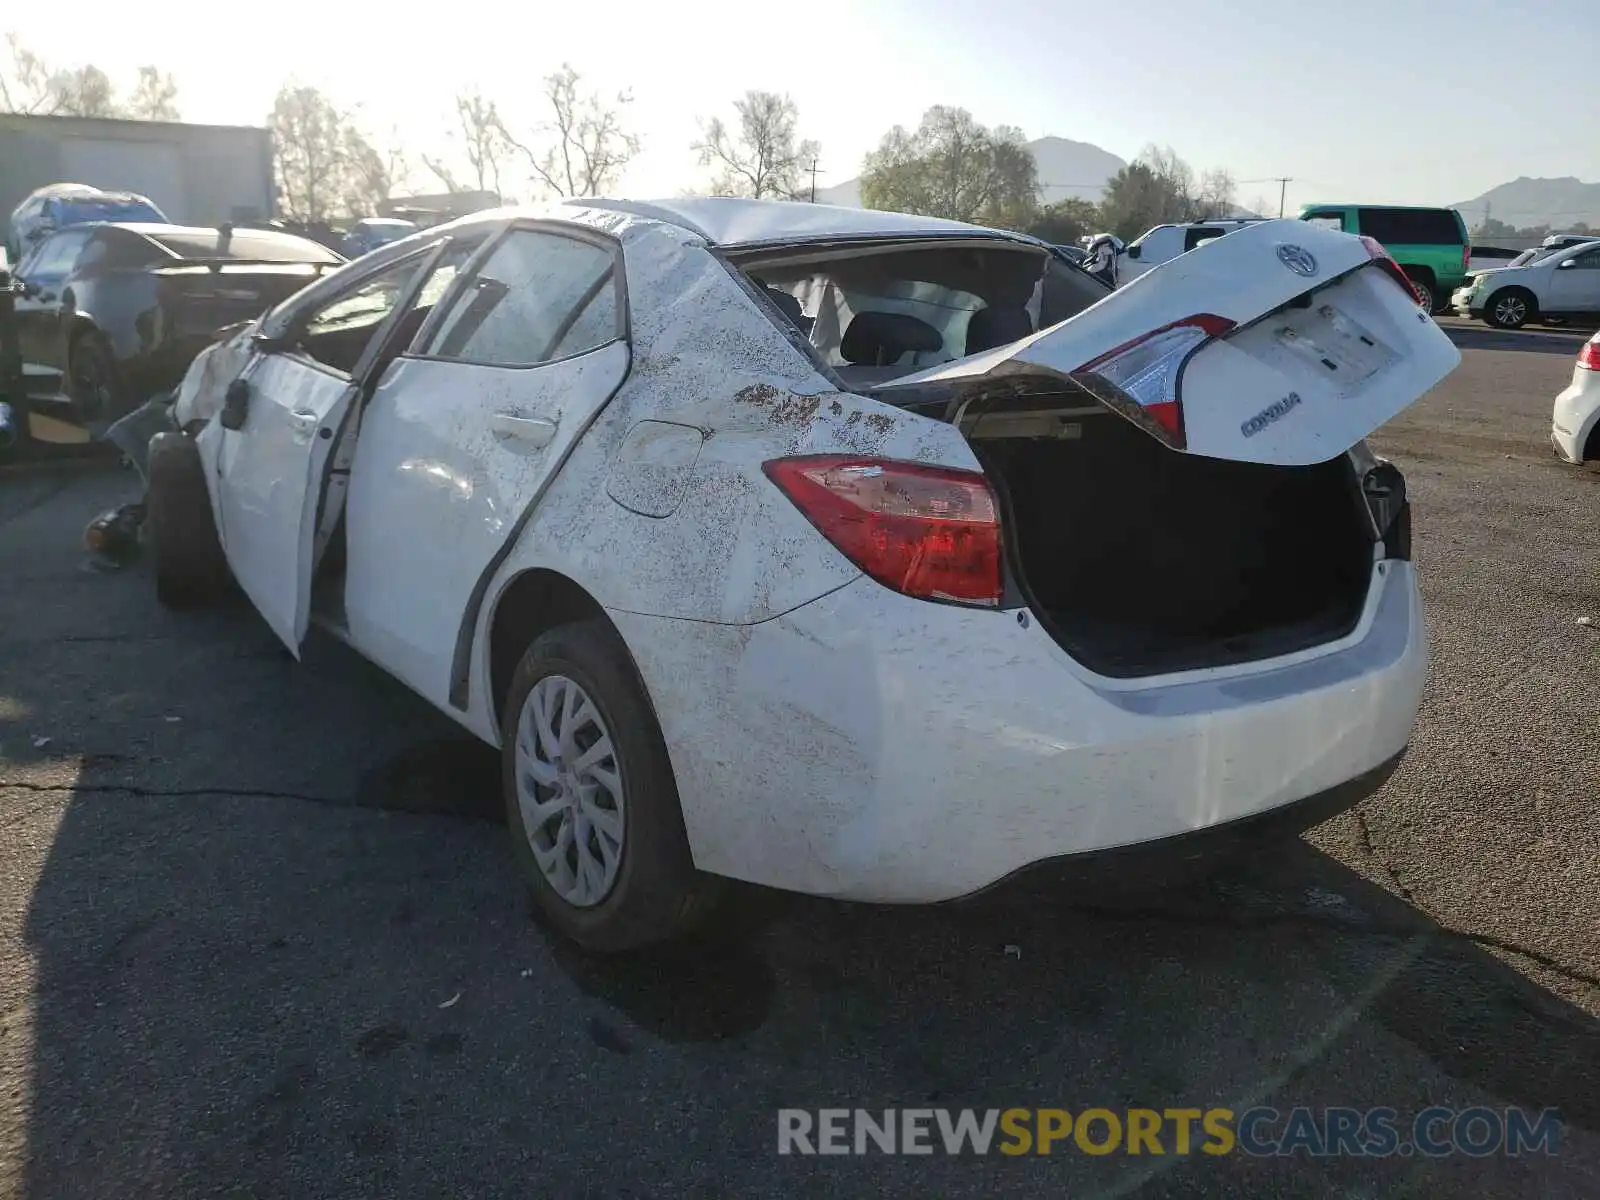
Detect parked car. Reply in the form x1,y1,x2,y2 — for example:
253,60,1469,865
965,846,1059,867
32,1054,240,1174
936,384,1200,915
1467,245,1522,273
1097,219,1264,286
1541,233,1599,252
1451,238,1600,329
9,221,344,426
1551,329,1600,468
6,183,167,265
342,217,420,259
148,200,1456,952
1299,204,1470,314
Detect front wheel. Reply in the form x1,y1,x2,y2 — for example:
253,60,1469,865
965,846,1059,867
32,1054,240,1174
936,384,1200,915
501,618,728,953
67,332,126,426
147,432,230,608
1484,289,1534,330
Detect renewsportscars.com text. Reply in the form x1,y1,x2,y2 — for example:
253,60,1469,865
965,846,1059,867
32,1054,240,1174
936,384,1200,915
777,1106,1562,1158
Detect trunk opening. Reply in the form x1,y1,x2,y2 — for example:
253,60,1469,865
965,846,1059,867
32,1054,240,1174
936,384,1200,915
954,388,1376,677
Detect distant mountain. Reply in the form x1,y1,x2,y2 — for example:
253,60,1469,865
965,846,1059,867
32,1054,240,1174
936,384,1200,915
1452,176,1600,232
815,135,1127,210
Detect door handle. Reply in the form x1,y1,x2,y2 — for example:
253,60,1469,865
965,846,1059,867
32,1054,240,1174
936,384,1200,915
490,413,558,448
289,408,321,439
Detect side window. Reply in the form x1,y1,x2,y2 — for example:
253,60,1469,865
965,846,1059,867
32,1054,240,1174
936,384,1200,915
1567,249,1600,269
24,230,90,281
1358,208,1462,245
295,253,431,375
420,228,619,367
1184,227,1225,252
1303,211,1346,233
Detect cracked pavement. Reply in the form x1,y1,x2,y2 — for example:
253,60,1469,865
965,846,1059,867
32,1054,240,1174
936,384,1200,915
2,319,1599,1198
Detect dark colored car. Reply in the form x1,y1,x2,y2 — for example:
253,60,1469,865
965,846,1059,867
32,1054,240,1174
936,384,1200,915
6,184,168,265
10,222,345,425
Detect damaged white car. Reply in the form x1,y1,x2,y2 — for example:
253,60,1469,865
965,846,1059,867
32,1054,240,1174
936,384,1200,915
149,199,1459,951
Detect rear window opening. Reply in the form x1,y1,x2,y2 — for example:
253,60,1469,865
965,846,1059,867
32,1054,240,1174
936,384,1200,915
944,388,1376,677
148,229,343,264
732,239,1108,390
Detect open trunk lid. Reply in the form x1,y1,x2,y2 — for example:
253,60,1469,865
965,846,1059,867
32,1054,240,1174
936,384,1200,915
877,219,1460,466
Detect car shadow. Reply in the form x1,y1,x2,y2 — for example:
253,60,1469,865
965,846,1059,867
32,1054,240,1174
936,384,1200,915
4,467,1597,1197
1439,321,1594,356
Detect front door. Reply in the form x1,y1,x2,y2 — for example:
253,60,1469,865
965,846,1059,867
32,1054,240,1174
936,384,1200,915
12,229,90,388
341,223,630,710
213,248,441,653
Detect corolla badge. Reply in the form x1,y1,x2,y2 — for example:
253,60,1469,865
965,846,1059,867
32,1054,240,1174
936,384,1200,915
1276,244,1318,276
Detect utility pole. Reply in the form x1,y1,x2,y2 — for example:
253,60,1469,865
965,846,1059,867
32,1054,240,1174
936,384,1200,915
1276,177,1293,218
808,158,821,204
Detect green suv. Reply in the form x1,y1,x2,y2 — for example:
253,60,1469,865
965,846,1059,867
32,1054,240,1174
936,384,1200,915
1297,204,1470,314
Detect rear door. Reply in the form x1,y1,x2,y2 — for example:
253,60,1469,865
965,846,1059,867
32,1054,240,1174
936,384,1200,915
340,222,630,708
880,218,1461,466
213,245,443,652
1544,246,1600,312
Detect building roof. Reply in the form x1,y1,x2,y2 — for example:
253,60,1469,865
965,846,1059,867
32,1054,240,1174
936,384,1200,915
569,196,1030,248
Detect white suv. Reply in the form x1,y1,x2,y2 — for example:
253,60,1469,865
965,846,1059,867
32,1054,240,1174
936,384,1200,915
1453,239,1600,328
1095,220,1265,286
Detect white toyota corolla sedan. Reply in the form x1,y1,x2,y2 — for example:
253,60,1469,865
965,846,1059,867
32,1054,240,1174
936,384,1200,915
148,199,1459,951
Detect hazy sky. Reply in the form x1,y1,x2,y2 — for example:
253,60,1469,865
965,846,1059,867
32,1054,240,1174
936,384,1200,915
8,0,1598,219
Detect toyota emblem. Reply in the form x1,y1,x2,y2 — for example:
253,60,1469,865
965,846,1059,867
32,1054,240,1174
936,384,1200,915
1276,244,1318,277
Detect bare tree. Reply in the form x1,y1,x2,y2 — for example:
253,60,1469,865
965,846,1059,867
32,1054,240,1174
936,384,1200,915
1193,168,1238,219
342,127,410,216
45,65,118,117
2,36,180,120
270,85,359,222
418,91,511,197
125,66,180,121
0,33,54,113
457,91,511,195
694,91,818,200
503,65,639,198
421,154,464,194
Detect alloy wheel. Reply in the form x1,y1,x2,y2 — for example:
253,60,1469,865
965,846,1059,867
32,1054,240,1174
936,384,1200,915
1492,295,1527,327
514,674,626,907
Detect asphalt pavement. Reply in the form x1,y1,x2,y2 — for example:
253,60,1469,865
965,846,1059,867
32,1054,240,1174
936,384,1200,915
2,319,1598,1198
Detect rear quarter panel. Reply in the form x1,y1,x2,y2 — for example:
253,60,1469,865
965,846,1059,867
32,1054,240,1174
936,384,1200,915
464,213,977,731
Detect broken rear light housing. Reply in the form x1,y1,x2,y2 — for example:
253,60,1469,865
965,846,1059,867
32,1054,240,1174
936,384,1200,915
1358,235,1424,305
1067,314,1236,450
763,455,1003,607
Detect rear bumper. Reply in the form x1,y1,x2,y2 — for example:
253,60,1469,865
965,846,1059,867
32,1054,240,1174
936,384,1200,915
982,749,1405,896
1552,377,1598,463
611,560,1427,903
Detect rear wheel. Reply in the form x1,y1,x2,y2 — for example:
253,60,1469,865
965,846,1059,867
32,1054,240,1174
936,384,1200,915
67,331,126,426
1484,288,1534,330
147,432,230,608
501,619,728,953
1405,274,1436,314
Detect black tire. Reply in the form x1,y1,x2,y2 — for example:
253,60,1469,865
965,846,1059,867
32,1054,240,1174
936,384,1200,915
501,618,728,953
67,331,126,425
1402,272,1438,315
147,431,229,608
1484,288,1535,330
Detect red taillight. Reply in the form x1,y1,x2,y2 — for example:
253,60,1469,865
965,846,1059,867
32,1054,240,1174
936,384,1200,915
1579,338,1600,371
1070,314,1234,447
762,455,1003,607
1462,244,1471,274
1358,235,1422,304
